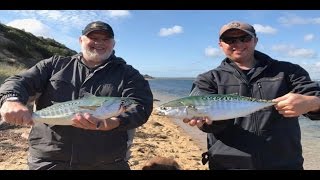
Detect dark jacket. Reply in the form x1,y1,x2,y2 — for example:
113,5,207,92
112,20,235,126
0,52,153,165
191,50,320,170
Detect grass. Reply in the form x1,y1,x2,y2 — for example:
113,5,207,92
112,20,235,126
0,62,26,84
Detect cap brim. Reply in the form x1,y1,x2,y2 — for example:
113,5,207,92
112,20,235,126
220,28,255,38
83,28,113,37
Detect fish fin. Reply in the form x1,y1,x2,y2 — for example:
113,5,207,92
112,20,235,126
78,105,99,111
186,105,198,113
82,92,96,98
51,91,96,104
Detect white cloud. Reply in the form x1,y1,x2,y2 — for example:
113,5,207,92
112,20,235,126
272,44,294,52
13,10,131,28
37,10,63,21
7,18,51,38
278,15,308,25
288,48,316,58
106,10,131,18
256,44,266,51
272,44,316,58
304,34,315,42
159,25,183,37
253,24,277,34
205,46,223,58
301,62,320,80
6,10,133,51
278,14,320,25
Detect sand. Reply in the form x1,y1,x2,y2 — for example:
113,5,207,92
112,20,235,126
0,108,207,170
0,107,319,170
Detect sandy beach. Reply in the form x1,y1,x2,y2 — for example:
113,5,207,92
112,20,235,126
0,106,319,170
0,107,208,170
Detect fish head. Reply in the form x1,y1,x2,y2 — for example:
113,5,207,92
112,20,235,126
154,105,189,119
93,98,122,119
120,97,137,111
155,98,196,118
94,97,136,119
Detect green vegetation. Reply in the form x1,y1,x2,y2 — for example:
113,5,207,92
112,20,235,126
0,23,78,84
0,23,77,68
0,62,26,84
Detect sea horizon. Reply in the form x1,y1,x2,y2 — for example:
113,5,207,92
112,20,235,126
148,76,320,81
147,77,196,80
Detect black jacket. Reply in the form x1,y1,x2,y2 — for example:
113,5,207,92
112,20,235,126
191,50,320,169
0,52,153,164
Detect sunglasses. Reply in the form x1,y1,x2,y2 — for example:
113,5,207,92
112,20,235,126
220,34,253,44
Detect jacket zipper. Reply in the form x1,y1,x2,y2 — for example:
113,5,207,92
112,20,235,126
257,82,263,98
254,82,264,168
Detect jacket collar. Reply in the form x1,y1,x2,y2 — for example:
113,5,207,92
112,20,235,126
75,50,127,69
218,50,274,81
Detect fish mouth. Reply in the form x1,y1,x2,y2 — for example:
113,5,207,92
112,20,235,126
153,107,166,116
119,99,136,112
156,111,165,116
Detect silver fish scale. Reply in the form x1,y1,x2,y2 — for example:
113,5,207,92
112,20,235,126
187,99,269,120
179,95,248,106
156,94,275,121
38,106,85,117
32,96,135,126
200,94,272,103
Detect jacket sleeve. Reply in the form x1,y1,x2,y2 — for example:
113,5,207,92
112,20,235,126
114,66,153,131
0,57,55,107
191,71,232,134
287,63,320,120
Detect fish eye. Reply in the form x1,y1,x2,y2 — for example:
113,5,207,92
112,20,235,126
160,106,167,110
187,105,195,108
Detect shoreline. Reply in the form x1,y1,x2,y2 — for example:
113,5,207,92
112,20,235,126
129,107,208,170
151,89,320,170
1,106,320,170
0,106,209,170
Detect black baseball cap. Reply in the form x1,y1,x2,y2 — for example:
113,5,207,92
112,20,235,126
82,21,114,38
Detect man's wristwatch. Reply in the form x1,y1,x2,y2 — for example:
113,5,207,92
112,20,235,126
5,96,20,102
0,94,21,107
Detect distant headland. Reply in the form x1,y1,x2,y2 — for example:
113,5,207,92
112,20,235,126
143,75,195,80
143,74,154,80
143,75,196,81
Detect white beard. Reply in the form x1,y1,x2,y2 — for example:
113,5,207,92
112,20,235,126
82,46,113,63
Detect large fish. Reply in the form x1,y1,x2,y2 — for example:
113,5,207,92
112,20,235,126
155,94,275,121
32,96,135,126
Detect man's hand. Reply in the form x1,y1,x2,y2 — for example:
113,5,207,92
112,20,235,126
272,92,320,117
182,116,212,128
0,101,33,126
71,113,120,131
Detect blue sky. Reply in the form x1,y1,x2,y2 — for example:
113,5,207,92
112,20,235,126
1,10,320,79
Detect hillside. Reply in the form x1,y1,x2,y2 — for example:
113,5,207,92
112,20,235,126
0,23,77,68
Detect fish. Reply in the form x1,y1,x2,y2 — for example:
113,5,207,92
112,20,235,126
155,94,275,121
32,96,136,126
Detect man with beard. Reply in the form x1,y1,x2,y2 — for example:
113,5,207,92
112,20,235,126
0,21,153,170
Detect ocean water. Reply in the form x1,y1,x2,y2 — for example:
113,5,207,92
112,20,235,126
149,78,193,104
148,78,320,149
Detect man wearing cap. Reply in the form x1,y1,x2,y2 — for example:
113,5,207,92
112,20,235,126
0,21,153,170
183,21,320,170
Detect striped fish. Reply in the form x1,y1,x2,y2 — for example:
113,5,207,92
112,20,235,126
32,96,135,126
155,94,275,121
